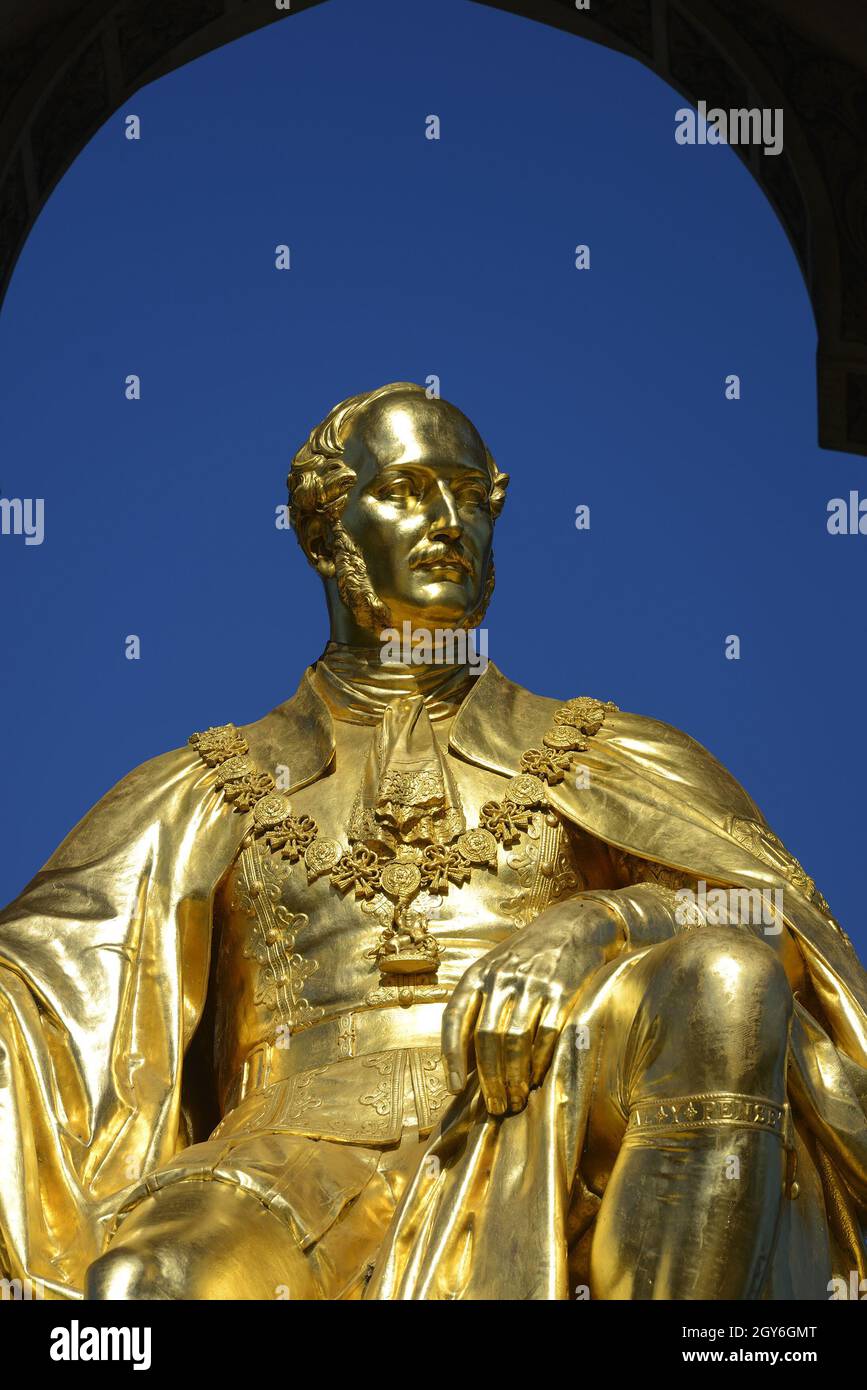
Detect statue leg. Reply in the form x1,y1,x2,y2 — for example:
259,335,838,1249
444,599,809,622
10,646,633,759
588,927,795,1300
86,1180,317,1300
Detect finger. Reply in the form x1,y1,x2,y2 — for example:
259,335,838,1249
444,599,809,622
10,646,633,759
502,992,544,1112
474,986,515,1116
529,993,570,1089
442,974,482,1092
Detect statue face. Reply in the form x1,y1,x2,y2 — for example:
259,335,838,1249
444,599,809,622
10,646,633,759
338,393,494,628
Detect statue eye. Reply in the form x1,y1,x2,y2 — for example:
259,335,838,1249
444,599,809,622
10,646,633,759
458,485,489,509
379,477,419,502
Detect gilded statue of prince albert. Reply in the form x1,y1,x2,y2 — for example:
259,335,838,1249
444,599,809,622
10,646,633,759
2,383,866,1301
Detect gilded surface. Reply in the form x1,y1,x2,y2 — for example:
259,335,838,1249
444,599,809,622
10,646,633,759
1,382,865,1301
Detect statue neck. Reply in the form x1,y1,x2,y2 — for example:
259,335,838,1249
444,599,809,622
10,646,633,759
312,639,474,725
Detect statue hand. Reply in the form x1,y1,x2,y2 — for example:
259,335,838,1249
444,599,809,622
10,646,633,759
442,895,624,1114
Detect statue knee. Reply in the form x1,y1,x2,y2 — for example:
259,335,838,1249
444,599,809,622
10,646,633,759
641,928,792,1092
682,926,789,1015
85,1245,168,1301
668,928,791,1027
86,1183,312,1300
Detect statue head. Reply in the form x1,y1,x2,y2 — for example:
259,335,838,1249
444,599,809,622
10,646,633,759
288,383,509,644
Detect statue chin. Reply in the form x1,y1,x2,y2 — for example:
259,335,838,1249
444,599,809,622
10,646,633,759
387,596,478,631
335,566,483,642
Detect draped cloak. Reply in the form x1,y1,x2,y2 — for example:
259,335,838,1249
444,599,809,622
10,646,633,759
1,662,865,1298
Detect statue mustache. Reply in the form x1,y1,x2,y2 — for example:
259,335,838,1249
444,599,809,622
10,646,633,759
410,545,474,575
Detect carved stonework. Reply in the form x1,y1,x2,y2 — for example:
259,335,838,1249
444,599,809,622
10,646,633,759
2,1,867,450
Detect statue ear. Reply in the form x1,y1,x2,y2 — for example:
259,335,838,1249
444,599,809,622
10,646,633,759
299,515,336,576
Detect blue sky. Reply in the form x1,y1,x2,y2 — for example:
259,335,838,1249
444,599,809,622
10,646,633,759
1,0,864,950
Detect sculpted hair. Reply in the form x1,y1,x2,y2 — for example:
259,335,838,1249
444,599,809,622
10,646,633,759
287,381,509,556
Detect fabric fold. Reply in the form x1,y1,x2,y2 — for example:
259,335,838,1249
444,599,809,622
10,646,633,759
346,696,466,847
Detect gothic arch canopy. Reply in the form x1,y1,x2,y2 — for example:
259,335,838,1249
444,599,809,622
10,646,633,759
2,0,866,454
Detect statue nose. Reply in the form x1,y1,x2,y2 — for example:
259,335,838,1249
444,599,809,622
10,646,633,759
430,516,461,540
428,483,462,537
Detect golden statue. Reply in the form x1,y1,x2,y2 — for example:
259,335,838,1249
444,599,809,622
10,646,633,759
2,382,866,1301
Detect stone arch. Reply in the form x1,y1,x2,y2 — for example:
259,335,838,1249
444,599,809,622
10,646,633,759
1,0,866,453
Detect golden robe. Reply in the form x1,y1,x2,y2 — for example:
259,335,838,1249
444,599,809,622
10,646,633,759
1,662,865,1299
